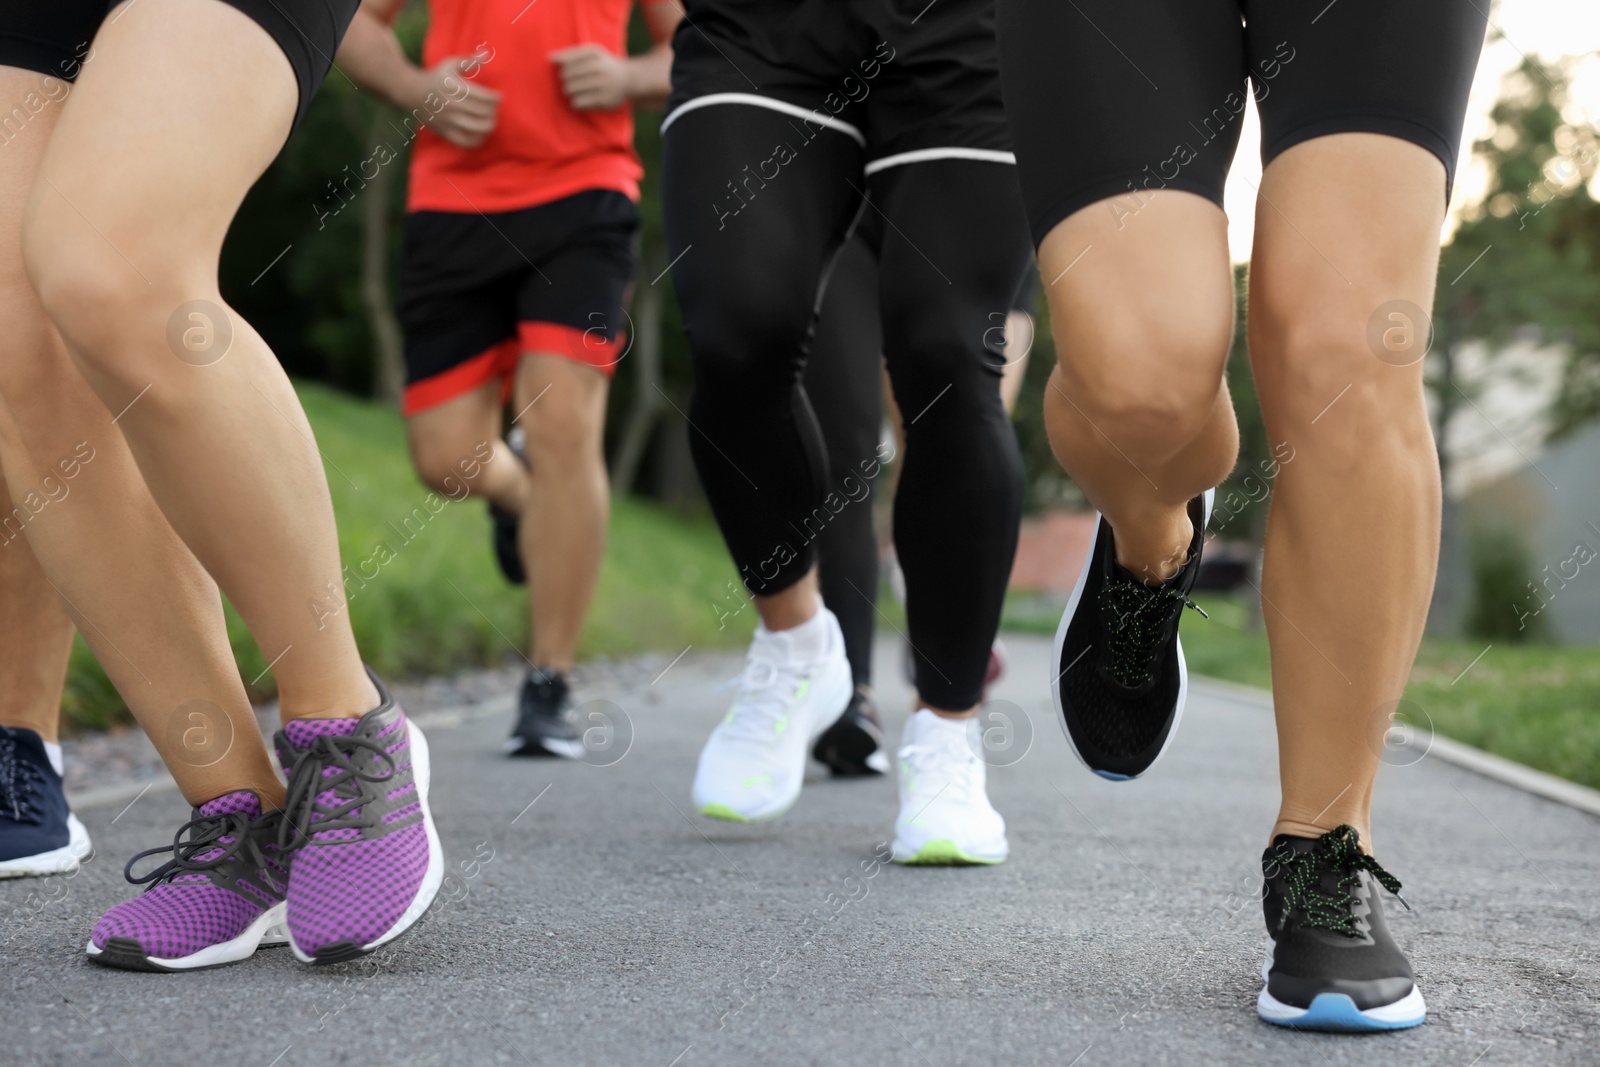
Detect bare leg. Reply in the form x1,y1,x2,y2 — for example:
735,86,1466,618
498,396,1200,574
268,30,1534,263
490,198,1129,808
20,0,374,722
405,378,528,511
513,355,609,672
1037,193,1239,582
1249,134,1446,848
0,64,280,806
0,467,73,744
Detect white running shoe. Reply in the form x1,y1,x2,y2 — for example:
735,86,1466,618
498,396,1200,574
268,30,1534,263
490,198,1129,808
693,608,852,822
892,709,1008,865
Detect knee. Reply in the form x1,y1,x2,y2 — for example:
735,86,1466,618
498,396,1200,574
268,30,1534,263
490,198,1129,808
686,290,807,400
1055,308,1231,463
881,304,1004,420
521,390,605,468
1254,312,1433,473
23,212,185,393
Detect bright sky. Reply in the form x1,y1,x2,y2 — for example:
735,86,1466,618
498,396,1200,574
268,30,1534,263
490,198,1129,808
1221,0,1600,261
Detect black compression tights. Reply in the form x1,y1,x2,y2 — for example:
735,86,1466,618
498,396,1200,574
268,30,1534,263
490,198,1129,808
663,103,1029,709
803,239,883,690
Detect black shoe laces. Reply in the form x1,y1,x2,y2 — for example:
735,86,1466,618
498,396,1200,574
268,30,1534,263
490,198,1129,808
1097,574,1206,688
279,732,398,849
0,731,45,824
126,810,282,893
1272,824,1409,938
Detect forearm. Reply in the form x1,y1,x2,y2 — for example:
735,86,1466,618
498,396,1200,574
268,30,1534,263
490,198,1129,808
337,9,426,112
624,43,673,108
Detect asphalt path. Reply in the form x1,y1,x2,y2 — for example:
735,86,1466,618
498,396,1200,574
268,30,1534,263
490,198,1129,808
5,635,1597,1066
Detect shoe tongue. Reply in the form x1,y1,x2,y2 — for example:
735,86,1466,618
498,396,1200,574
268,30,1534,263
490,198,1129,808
284,716,362,747
907,708,967,747
198,789,262,820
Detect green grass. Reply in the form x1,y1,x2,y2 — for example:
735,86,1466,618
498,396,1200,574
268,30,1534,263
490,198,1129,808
62,382,745,732
1002,589,1600,790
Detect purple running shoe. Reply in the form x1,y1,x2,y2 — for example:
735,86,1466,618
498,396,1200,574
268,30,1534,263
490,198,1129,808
274,670,443,965
86,790,289,971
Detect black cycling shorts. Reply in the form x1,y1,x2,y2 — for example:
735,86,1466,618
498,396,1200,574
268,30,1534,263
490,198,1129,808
665,0,1011,170
998,0,1489,245
395,189,639,415
0,0,357,130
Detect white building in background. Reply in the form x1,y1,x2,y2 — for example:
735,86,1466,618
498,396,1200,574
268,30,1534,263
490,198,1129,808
1431,336,1600,642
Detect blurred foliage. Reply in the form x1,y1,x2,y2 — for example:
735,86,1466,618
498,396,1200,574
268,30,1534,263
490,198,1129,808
1464,522,1546,643
1434,55,1600,441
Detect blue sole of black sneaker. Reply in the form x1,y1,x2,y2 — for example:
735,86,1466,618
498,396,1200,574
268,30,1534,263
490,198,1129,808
1257,988,1426,1031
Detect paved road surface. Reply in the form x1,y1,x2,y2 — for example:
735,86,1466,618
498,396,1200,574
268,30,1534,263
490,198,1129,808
5,635,1597,1066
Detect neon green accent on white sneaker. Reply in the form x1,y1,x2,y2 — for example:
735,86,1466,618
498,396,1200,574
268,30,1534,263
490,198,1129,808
700,803,752,823
895,839,1005,866
740,773,774,789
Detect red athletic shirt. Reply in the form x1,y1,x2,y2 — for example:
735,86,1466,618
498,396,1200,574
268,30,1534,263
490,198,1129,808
406,0,658,214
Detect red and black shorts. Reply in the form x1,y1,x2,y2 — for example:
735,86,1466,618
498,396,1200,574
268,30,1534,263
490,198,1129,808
395,189,638,417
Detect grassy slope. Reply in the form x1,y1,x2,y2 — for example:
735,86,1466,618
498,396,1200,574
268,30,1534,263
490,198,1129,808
62,382,744,731
1003,590,1600,790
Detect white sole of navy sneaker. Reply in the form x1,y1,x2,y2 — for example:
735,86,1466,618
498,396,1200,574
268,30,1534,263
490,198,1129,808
0,813,92,878
1049,488,1214,782
86,900,288,971
287,721,445,964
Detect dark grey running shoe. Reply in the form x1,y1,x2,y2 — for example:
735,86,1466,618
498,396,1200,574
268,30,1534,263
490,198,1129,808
812,687,888,776
1050,490,1213,779
506,667,585,759
1257,825,1424,1031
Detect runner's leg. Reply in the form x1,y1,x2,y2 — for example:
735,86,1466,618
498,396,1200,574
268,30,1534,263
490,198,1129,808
871,158,1029,716
21,0,375,723
805,237,885,689
0,62,281,807
407,378,530,513
1250,135,1445,846
513,354,610,673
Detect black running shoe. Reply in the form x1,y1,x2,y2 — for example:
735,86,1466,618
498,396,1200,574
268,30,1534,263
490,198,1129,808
812,687,888,776
1050,490,1212,780
490,503,525,585
505,667,585,758
1257,825,1424,1032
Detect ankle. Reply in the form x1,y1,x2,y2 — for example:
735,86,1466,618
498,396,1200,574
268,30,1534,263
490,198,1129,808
1111,507,1194,584
1271,817,1373,853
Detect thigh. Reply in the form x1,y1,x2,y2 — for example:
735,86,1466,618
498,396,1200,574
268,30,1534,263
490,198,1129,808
662,102,864,373
404,377,504,482
997,0,1246,246
34,0,300,271
870,159,1031,390
1246,0,1487,200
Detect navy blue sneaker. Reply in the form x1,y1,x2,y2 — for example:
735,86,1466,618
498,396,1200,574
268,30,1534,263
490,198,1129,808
0,725,91,878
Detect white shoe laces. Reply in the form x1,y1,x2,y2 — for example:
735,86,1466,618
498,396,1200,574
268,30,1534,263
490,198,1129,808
901,726,986,805
719,650,808,744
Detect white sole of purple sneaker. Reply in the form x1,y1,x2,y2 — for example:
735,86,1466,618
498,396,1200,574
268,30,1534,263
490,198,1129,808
287,719,445,964
86,900,288,971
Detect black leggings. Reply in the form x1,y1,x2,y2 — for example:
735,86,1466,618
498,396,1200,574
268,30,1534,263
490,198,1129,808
664,103,1029,710
803,239,883,690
